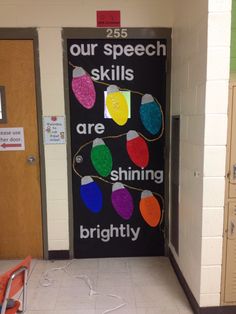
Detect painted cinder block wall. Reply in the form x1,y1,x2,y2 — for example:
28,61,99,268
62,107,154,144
0,0,232,308
201,0,230,306
170,0,208,304
170,0,231,307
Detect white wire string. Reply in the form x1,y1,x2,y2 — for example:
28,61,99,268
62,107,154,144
39,259,126,314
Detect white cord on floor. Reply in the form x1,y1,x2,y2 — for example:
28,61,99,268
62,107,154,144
39,260,126,314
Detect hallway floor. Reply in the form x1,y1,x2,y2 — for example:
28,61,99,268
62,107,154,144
0,256,193,314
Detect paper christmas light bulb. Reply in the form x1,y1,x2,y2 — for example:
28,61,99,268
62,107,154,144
105,85,129,126
72,67,96,109
111,182,134,220
126,130,149,168
139,190,161,227
80,176,102,213
91,138,113,177
140,94,162,135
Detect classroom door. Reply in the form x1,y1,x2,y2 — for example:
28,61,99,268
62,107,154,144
66,28,171,258
0,40,43,258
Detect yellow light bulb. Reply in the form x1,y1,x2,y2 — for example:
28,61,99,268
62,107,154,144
105,85,129,126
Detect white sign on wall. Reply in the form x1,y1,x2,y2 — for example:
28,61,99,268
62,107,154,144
43,116,66,144
0,127,25,151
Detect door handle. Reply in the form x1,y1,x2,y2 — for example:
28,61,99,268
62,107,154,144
27,155,36,164
233,164,236,180
231,221,235,236
228,218,236,240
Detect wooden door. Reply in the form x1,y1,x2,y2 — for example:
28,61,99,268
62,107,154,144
0,40,43,258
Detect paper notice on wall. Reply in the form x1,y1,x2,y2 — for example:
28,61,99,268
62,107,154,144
43,116,66,144
0,127,25,151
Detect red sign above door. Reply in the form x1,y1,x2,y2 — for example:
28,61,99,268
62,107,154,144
96,10,121,27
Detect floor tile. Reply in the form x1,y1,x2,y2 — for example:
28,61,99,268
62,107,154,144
97,271,132,289
27,287,59,311
95,307,137,314
179,309,194,314
25,311,96,314
1,256,194,314
134,284,182,309
60,270,98,289
95,285,135,308
98,257,130,273
55,286,96,311
136,308,180,314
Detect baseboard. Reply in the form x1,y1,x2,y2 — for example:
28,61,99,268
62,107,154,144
168,249,236,314
168,249,200,313
48,250,70,260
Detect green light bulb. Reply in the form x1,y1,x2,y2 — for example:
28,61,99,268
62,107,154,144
91,138,113,177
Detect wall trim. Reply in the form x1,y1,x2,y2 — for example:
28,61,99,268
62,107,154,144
169,249,236,314
48,250,70,260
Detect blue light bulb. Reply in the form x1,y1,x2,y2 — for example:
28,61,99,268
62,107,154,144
80,176,103,213
140,94,162,135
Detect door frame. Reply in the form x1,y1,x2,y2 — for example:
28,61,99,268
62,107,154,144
62,28,171,258
0,28,48,259
221,77,236,304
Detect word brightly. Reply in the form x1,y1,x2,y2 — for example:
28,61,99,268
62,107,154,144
70,41,167,60
111,167,163,184
80,224,140,242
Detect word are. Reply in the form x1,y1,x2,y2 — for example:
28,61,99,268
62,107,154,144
76,123,105,135
70,41,166,60
110,167,163,184
80,224,141,242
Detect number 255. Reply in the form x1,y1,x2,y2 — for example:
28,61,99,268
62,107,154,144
106,28,128,38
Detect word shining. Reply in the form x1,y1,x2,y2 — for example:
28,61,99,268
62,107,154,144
110,167,163,184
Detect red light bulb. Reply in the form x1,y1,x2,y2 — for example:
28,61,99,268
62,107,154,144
126,130,149,168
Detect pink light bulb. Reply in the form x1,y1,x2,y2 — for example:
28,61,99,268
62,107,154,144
72,67,96,109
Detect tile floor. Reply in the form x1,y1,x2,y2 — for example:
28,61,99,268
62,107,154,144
0,256,193,314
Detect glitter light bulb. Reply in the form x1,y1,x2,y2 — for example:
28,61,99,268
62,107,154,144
140,94,162,135
111,182,134,220
72,67,96,109
80,176,102,213
105,85,129,126
126,130,149,168
139,190,161,227
91,138,113,177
